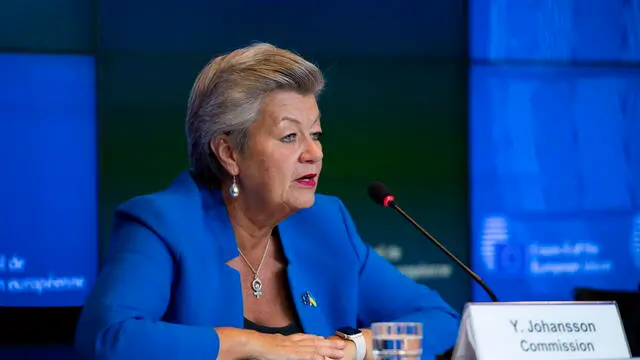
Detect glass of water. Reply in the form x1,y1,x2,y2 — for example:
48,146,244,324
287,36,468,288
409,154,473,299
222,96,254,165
371,322,423,360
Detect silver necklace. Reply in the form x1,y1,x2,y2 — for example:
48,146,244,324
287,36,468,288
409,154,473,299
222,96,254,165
237,237,271,299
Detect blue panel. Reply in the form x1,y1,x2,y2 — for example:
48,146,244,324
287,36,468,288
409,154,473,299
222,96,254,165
470,65,640,301
0,0,94,52
0,54,97,307
470,0,640,62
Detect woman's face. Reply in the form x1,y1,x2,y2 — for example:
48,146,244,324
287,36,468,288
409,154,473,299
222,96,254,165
235,91,323,212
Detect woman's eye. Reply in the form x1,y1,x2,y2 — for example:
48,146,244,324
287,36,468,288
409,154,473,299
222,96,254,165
281,133,297,143
311,131,323,141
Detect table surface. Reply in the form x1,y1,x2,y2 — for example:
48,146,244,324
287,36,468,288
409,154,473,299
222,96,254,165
0,346,76,359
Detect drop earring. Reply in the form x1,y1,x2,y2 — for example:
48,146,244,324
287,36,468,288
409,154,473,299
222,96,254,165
229,175,240,198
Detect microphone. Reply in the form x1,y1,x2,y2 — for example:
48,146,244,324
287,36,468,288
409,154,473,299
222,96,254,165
368,181,499,302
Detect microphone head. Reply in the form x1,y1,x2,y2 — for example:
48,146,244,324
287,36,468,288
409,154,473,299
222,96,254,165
368,181,396,207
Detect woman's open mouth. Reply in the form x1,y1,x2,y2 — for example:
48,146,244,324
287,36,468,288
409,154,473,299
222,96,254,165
295,173,317,187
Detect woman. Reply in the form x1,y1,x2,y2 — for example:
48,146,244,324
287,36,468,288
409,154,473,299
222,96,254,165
75,43,460,360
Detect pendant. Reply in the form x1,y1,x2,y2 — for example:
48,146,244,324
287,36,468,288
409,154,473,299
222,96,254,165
251,276,263,298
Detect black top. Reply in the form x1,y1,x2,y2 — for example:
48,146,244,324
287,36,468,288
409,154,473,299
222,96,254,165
244,317,303,335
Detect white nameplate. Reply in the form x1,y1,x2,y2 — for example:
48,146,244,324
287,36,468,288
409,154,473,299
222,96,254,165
452,301,631,360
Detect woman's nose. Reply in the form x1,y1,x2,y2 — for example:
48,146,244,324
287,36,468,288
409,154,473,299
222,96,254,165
300,138,323,163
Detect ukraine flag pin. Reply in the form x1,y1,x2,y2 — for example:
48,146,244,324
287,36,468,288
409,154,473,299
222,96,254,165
302,291,317,307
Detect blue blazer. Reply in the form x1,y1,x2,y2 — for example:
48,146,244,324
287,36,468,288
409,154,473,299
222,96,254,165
75,171,460,359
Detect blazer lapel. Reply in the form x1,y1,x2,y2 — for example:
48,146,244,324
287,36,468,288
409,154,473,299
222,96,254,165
194,176,244,328
279,216,333,337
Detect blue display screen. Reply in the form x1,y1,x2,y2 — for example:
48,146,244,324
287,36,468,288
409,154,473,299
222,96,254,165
0,54,97,307
469,65,640,301
470,0,640,62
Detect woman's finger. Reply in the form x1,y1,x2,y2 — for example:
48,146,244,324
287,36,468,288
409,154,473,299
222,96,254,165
295,337,345,347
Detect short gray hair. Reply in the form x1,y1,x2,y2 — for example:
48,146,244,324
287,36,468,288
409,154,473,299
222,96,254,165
186,42,325,188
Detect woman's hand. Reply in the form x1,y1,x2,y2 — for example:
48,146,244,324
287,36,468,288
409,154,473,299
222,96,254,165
326,335,356,360
326,329,372,360
254,332,347,360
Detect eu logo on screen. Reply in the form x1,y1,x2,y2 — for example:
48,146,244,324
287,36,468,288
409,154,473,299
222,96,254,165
0,54,97,307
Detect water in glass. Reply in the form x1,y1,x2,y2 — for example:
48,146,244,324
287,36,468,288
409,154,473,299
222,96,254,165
371,322,423,360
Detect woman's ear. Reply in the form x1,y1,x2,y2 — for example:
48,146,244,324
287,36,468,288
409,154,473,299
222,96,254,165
210,136,239,176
